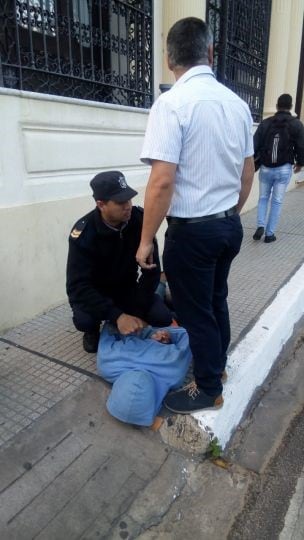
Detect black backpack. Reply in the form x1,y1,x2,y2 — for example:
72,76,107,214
261,116,292,167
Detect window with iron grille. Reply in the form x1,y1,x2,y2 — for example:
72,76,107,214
0,0,153,108
207,0,272,122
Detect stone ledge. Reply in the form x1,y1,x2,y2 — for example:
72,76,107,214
159,414,210,455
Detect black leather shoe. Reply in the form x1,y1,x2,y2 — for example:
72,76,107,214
253,226,264,240
83,331,100,353
164,382,223,414
264,234,276,243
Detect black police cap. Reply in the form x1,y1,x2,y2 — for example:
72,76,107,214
90,171,138,202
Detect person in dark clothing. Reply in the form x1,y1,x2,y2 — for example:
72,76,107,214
253,94,304,243
66,170,172,353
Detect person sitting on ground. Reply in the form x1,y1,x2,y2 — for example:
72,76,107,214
66,171,172,353
97,323,192,427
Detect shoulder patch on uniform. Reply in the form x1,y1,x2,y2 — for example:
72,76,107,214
70,218,87,239
70,228,82,239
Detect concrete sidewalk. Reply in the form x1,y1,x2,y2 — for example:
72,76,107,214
1,186,304,539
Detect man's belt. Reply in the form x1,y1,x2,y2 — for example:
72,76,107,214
167,206,237,225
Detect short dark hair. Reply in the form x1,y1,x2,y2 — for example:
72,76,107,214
277,94,292,110
167,17,212,69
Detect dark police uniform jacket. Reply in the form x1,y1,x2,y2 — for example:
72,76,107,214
66,206,160,324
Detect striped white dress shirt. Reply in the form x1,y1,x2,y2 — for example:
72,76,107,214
141,66,254,217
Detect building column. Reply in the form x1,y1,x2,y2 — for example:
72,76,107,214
263,0,304,117
161,0,207,86
285,0,304,110
153,0,164,100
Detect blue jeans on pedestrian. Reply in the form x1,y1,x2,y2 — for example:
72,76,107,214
163,214,243,397
257,164,293,236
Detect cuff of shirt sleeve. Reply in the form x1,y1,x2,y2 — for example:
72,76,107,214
140,153,179,165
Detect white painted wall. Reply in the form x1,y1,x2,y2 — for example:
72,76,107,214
0,90,150,208
0,90,151,331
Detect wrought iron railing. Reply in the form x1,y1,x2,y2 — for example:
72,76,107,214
0,0,153,108
207,0,272,122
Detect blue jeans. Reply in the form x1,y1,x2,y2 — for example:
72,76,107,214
257,164,293,236
163,214,243,396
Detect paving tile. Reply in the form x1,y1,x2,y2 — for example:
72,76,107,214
0,380,168,540
0,342,86,447
229,188,304,344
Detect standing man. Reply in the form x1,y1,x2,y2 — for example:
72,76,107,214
253,94,304,243
136,18,254,413
67,171,172,353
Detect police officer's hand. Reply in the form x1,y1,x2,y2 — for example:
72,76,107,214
117,313,145,335
136,242,156,270
293,164,302,173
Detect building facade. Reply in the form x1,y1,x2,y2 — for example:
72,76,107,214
0,0,303,330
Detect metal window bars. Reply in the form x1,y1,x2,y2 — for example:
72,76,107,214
0,0,153,108
207,0,272,123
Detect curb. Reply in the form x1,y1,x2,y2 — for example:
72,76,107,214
192,262,304,449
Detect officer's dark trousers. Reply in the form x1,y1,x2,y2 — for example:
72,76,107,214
163,214,243,397
72,293,172,334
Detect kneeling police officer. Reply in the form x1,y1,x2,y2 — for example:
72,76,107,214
66,170,172,352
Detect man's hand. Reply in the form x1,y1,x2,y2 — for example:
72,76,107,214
117,313,146,335
136,242,156,270
293,164,302,173
137,161,176,269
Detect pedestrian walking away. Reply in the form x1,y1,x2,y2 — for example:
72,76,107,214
253,93,304,243
136,17,255,414
66,170,172,353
